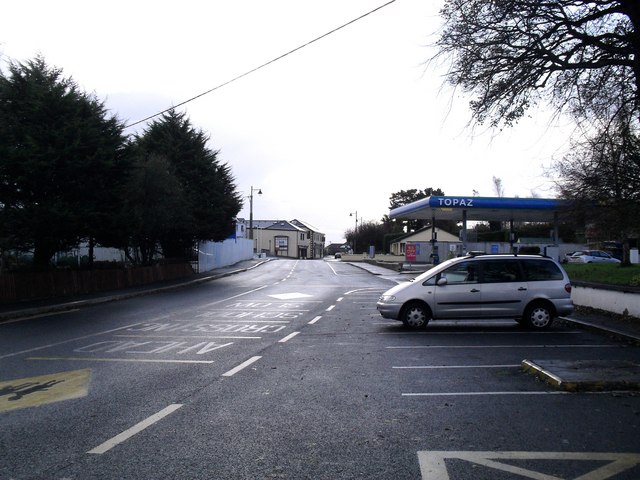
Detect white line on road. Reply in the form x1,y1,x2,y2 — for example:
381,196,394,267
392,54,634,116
378,331,582,335
393,364,520,369
29,357,215,364
87,404,183,454
308,316,322,325
200,285,269,308
403,391,569,397
279,332,300,343
387,344,619,349
222,356,262,377
0,323,145,360
326,305,335,311
115,334,262,339
0,309,80,324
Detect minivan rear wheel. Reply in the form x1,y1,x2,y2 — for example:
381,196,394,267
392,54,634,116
523,302,554,329
401,302,431,329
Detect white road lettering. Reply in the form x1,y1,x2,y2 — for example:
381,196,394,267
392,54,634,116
0,323,144,360
74,340,233,355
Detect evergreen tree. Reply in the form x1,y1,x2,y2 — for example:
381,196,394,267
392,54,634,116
131,110,243,259
0,57,128,268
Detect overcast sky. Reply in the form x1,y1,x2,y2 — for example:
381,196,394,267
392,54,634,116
2,0,575,245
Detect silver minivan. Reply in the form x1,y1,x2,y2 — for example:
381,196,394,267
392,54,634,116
376,253,573,329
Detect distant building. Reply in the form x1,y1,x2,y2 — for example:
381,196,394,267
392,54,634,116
242,219,326,259
389,226,461,256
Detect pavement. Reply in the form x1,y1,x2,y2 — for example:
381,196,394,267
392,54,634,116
1,257,639,392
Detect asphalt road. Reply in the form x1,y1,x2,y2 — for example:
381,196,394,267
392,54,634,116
1,258,639,479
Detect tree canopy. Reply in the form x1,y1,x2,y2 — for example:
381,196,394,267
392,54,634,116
129,110,243,260
434,0,640,128
0,57,243,269
553,121,640,261
0,57,129,267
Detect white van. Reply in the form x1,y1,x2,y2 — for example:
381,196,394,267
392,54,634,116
376,253,573,329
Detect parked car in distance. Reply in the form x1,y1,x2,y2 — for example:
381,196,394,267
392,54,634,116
562,251,579,263
567,250,621,264
376,253,573,330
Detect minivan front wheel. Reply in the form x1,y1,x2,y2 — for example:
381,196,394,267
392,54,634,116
401,302,431,329
523,302,554,329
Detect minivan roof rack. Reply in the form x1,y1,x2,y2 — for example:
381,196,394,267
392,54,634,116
464,251,549,258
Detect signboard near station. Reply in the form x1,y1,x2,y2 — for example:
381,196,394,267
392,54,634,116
405,242,431,263
405,243,417,262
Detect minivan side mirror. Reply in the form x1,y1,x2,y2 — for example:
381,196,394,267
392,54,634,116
437,277,448,286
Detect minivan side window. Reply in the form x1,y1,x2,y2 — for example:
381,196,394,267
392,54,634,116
480,260,522,283
440,261,478,284
521,259,563,281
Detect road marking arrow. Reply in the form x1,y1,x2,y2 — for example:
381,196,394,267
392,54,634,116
418,450,640,480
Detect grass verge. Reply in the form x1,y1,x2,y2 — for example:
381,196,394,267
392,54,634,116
563,263,640,287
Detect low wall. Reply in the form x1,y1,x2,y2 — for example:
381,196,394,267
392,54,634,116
0,263,194,304
571,283,640,318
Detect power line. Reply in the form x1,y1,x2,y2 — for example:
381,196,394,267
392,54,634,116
125,0,397,129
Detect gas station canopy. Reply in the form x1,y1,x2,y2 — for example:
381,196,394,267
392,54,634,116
390,196,572,223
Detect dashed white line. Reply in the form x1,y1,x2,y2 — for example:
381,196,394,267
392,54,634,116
308,316,322,325
326,305,335,311
279,332,300,343
222,356,262,377
87,404,183,454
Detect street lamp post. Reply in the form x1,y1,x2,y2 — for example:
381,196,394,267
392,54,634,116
350,211,358,253
249,186,262,250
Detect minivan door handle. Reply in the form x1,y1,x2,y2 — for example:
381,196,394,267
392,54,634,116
470,288,480,293
518,287,527,291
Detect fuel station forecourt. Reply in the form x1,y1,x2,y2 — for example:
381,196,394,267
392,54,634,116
389,195,573,258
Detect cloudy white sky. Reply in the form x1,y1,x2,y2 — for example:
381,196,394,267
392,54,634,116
2,0,575,245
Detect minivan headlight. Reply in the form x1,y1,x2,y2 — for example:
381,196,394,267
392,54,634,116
379,295,396,302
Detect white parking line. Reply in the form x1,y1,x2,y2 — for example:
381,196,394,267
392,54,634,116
393,364,520,369
326,305,335,311
308,316,322,325
87,404,183,454
222,356,262,377
387,344,619,349
379,331,582,335
403,391,569,397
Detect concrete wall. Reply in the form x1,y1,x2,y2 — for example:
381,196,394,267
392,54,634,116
572,284,640,318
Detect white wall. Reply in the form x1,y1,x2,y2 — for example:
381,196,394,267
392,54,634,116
197,238,254,272
572,286,640,317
